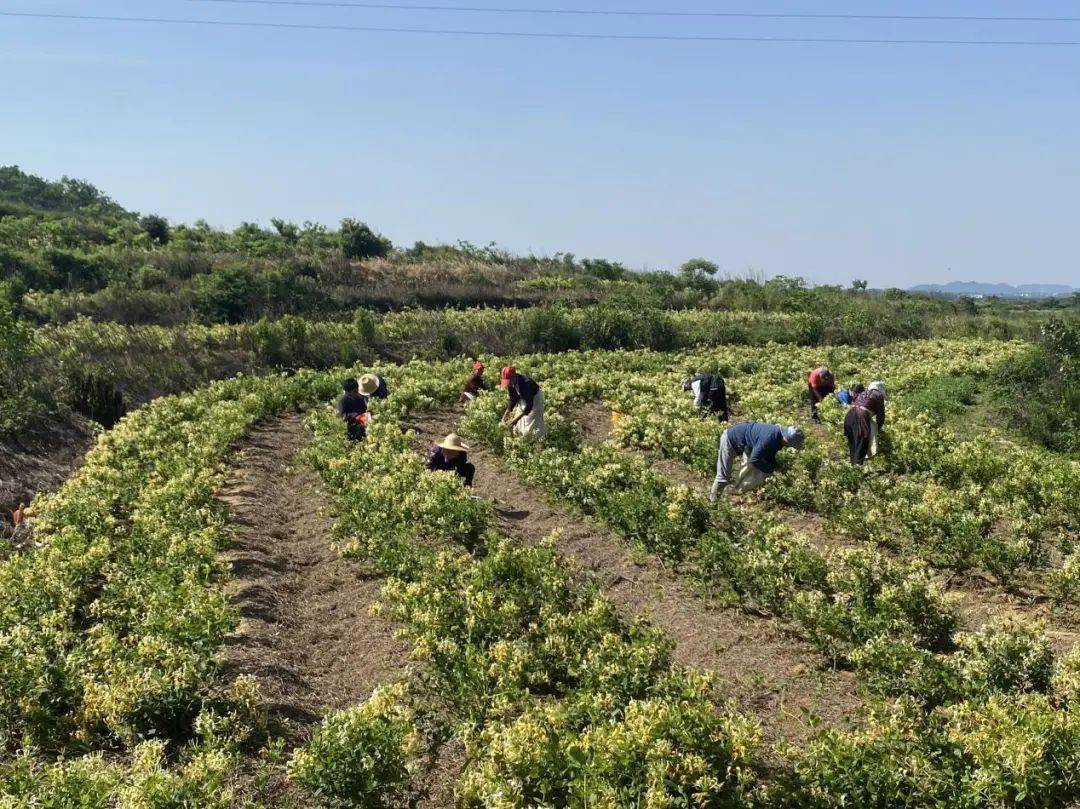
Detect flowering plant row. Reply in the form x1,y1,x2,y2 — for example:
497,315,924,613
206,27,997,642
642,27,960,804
297,411,760,807
489,339,1077,591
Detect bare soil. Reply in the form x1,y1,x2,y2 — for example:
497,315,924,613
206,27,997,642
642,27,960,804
1,416,93,544
219,414,463,807
217,414,408,741
407,407,864,748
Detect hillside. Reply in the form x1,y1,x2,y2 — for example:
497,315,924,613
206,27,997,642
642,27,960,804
911,280,1076,299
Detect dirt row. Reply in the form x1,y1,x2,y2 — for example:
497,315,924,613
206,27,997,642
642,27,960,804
218,413,407,738
406,407,863,748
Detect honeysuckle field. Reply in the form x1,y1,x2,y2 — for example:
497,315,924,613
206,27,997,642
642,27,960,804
2,337,1079,807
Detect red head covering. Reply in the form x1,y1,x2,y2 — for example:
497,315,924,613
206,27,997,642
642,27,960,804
473,361,485,373
500,365,516,388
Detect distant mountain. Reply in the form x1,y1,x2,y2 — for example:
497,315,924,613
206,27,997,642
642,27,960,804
910,281,1076,299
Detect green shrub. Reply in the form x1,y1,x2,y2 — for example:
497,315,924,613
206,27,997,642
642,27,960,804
287,684,421,807
521,306,582,353
906,374,978,420
340,218,392,260
193,263,262,323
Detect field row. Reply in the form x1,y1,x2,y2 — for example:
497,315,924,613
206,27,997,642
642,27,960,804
3,341,1079,806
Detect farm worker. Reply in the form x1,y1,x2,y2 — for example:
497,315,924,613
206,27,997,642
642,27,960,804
460,361,487,404
844,381,886,464
682,371,729,421
500,366,547,439
710,422,805,502
359,372,388,400
337,377,370,442
425,433,476,487
807,366,837,421
836,383,865,408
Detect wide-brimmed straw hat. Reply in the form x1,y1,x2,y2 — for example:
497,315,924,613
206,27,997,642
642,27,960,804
868,380,887,396
437,433,470,452
358,373,380,395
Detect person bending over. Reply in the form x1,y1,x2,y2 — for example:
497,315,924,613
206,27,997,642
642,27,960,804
711,421,805,501
425,433,475,487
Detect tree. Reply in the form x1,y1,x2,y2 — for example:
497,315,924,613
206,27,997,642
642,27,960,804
851,279,868,292
140,214,170,246
271,218,300,245
679,258,720,291
581,258,626,280
680,258,719,277
679,258,719,285
340,219,392,260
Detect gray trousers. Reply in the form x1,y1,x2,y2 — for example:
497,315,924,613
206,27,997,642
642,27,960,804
713,429,767,498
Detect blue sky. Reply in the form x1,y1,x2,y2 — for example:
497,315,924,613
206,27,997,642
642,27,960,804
2,0,1078,288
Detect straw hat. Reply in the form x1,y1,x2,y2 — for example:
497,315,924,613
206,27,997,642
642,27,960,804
358,374,380,395
437,433,470,452
868,380,887,396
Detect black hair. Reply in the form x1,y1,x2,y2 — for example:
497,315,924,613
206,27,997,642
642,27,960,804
342,378,359,392
852,383,866,395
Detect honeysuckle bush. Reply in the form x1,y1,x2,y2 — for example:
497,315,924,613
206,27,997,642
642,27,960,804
299,410,764,806
4,338,1078,806
460,391,959,672
0,369,342,754
494,339,1077,592
286,683,423,808
0,361,344,803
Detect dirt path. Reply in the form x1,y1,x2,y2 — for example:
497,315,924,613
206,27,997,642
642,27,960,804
217,414,408,742
408,408,863,748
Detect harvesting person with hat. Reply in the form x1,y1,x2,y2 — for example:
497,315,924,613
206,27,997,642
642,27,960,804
710,422,806,501
359,372,388,400
337,377,370,441
425,433,476,487
500,366,547,438
807,366,837,421
844,380,886,464
460,361,488,404
682,370,729,422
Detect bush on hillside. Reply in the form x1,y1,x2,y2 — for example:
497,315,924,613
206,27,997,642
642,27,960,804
193,263,262,323
139,214,170,246
340,218,392,260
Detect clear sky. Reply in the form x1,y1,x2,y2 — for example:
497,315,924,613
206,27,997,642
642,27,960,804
2,0,1079,288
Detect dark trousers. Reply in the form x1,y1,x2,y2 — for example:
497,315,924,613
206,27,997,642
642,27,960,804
708,390,729,422
844,408,870,465
346,421,366,442
808,384,827,420
459,462,476,488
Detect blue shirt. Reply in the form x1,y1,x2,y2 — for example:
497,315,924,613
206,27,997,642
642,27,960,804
725,422,786,474
837,388,854,406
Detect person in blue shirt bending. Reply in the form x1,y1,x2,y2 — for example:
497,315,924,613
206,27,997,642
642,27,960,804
710,421,805,502
836,382,865,408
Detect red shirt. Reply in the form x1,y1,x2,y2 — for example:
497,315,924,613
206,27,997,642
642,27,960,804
808,368,836,393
